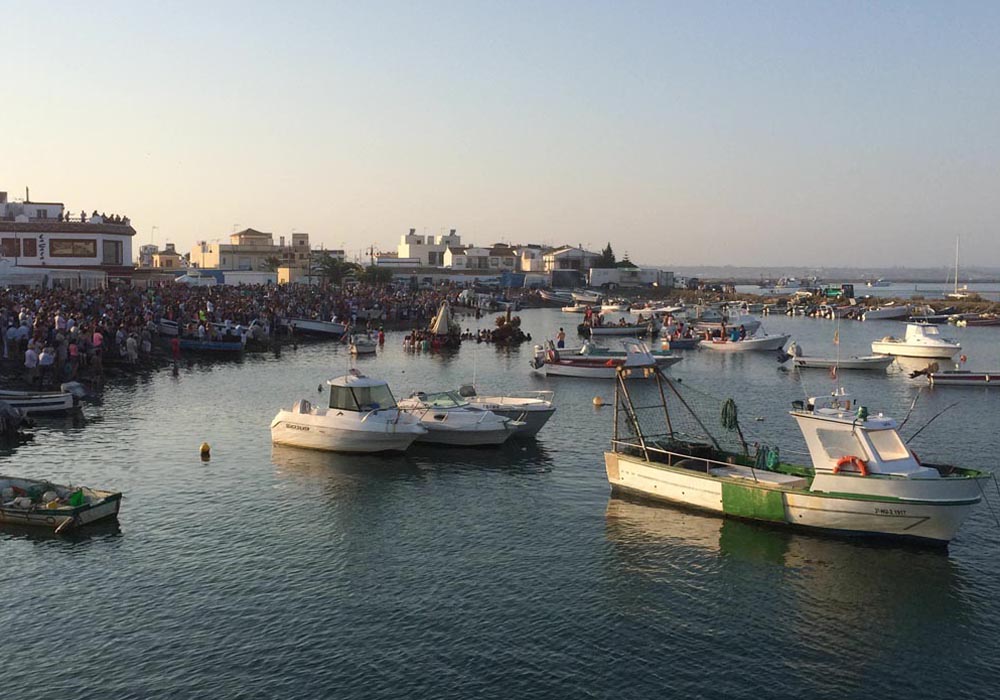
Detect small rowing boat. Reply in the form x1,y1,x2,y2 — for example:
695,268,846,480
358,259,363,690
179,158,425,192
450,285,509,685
0,475,122,534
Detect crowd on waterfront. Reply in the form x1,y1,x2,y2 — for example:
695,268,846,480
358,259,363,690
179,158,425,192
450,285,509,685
0,282,478,386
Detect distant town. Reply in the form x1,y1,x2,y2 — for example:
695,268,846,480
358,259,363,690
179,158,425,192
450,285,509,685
1,187,994,290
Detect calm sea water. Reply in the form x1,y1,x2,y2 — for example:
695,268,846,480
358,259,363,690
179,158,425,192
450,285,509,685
3,309,1000,699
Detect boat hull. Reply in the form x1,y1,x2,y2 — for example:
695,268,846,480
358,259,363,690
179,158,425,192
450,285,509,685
270,414,421,453
284,319,348,338
793,355,894,371
871,341,959,359
0,390,78,414
700,334,790,352
929,371,1000,386
476,406,554,437
605,453,980,544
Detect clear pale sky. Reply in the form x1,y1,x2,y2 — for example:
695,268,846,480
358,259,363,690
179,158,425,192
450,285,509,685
2,1,998,267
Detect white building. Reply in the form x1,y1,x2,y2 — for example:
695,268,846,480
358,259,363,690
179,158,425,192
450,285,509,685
542,245,601,273
0,189,135,282
397,228,462,266
516,245,545,272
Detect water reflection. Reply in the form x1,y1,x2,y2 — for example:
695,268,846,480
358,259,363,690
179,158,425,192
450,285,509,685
0,519,122,543
270,444,421,484
605,495,969,624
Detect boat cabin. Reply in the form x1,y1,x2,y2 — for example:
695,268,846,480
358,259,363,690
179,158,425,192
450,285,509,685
790,392,939,479
905,323,945,342
326,372,398,412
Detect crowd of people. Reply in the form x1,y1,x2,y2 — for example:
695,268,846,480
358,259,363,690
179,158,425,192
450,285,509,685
0,282,481,387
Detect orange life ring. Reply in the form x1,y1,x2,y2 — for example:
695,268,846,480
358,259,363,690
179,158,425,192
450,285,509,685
834,455,869,476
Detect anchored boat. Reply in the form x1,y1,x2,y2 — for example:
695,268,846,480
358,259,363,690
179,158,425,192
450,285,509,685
871,323,961,359
530,339,680,378
397,391,520,446
457,386,556,437
0,476,122,534
604,359,989,545
270,371,426,452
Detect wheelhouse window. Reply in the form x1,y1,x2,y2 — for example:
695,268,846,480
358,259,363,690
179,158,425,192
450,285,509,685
329,385,359,411
353,384,396,411
867,429,910,461
816,428,868,461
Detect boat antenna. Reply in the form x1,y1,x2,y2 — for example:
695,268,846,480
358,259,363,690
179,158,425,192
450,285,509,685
904,401,959,445
897,389,924,431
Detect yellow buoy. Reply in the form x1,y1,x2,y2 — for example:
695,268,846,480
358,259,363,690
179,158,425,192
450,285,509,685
200,442,211,459
593,396,604,407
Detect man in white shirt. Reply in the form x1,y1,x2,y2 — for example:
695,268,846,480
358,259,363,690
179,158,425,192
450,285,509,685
24,345,39,384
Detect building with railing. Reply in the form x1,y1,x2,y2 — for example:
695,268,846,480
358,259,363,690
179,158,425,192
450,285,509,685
0,189,136,282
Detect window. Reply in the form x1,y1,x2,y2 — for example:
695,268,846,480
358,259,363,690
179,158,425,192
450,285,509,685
1,238,17,257
352,384,397,411
329,385,358,411
816,428,868,461
36,209,48,219
50,239,97,257
21,238,37,257
103,240,123,265
868,429,909,461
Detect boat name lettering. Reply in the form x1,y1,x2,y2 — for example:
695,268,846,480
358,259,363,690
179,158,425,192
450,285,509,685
874,507,907,516
287,424,310,431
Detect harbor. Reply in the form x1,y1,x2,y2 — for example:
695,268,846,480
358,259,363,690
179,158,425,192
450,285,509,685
3,299,1000,697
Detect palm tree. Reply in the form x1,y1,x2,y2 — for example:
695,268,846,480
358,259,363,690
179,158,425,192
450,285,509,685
314,252,359,286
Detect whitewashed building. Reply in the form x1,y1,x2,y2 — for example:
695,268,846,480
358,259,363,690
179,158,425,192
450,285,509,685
397,228,462,266
542,245,601,273
0,189,135,282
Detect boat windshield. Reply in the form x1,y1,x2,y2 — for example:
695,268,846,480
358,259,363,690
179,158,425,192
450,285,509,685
867,428,910,462
420,391,467,408
816,428,868,461
329,383,397,411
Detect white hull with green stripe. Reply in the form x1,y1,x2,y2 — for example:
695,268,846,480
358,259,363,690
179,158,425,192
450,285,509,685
604,453,981,544
605,354,989,546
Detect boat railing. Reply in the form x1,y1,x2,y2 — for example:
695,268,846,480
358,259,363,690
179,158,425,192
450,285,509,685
478,391,554,405
611,438,743,473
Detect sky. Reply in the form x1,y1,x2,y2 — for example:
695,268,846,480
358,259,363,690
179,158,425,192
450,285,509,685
2,1,999,268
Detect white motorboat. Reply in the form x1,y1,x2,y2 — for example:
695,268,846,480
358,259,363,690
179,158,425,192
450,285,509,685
556,340,681,366
690,307,762,336
0,475,122,534
604,360,989,545
871,323,960,359
785,342,894,371
530,339,674,378
270,371,426,453
561,304,591,313
283,318,348,338
457,386,556,437
582,315,662,337
349,333,378,355
571,290,602,304
700,331,790,352
538,289,575,306
0,383,85,415
397,391,520,446
866,278,891,287
862,302,911,321
601,301,630,313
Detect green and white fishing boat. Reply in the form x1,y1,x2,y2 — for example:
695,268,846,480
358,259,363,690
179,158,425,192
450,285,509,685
604,349,989,545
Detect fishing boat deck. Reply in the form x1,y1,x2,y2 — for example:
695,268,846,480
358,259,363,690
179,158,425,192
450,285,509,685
707,464,809,489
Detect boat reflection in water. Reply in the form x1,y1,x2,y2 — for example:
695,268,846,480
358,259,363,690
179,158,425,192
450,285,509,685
605,494,971,624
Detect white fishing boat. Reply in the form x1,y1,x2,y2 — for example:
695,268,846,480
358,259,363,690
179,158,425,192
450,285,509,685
283,318,348,338
690,307,762,336
0,475,122,534
530,339,675,378
861,302,911,321
538,289,575,305
785,342,894,371
457,386,556,437
866,278,891,288
582,315,662,337
396,391,520,446
0,383,85,415
700,331,790,352
349,333,378,355
871,323,960,359
270,371,426,452
604,360,989,545
557,339,681,366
